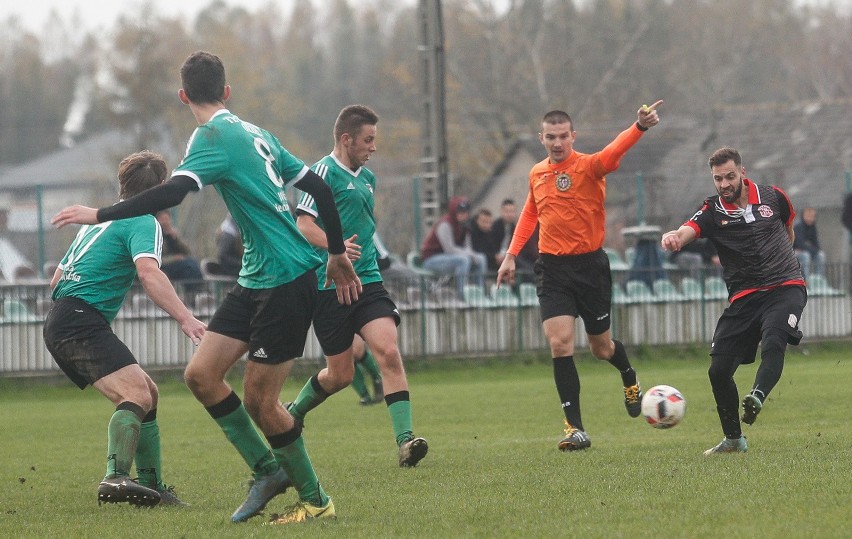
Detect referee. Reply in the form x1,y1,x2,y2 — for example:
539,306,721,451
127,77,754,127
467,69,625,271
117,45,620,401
497,101,662,451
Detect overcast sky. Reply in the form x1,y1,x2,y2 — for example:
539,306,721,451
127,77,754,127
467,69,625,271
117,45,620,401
2,0,301,32
4,0,850,34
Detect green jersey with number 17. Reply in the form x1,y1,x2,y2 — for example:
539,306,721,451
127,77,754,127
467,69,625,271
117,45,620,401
172,109,322,289
52,216,162,323
296,153,381,290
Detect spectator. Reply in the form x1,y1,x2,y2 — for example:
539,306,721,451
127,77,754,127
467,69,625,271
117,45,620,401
214,214,242,277
373,231,419,283
669,237,719,279
515,224,540,280
793,207,826,280
470,207,500,272
492,198,537,276
420,196,487,298
155,210,203,283
491,199,518,269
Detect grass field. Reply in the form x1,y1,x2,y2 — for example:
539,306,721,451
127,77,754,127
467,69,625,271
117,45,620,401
1,343,850,538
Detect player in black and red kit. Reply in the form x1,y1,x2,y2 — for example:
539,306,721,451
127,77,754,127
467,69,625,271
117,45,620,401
661,147,807,455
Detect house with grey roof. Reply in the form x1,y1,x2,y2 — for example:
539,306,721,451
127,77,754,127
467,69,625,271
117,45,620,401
0,129,145,280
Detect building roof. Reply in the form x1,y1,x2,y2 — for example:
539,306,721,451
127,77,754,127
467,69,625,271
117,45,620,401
0,130,138,191
662,99,852,216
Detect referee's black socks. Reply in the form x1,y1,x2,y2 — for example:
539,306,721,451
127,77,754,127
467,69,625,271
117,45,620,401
608,340,637,387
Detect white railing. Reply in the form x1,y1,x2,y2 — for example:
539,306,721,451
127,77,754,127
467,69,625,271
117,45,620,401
2,270,850,375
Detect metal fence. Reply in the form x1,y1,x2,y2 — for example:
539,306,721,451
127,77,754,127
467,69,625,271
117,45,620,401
2,263,850,375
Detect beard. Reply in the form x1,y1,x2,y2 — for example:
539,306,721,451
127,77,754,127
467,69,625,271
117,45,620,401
719,182,742,204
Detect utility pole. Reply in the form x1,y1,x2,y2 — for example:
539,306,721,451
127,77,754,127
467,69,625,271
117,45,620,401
418,0,449,237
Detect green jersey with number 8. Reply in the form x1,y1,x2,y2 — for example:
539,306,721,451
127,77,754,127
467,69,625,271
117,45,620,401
173,109,322,289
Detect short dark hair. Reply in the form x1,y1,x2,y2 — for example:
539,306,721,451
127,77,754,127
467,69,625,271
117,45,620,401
542,110,573,130
476,207,492,218
708,147,742,169
180,51,226,105
501,198,515,207
118,151,167,200
334,105,379,142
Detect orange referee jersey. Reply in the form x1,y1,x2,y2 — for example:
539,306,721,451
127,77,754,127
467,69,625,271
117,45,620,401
508,123,645,257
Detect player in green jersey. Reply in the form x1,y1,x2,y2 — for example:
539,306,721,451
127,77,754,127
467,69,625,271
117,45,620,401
51,51,360,524
290,105,428,468
44,150,207,507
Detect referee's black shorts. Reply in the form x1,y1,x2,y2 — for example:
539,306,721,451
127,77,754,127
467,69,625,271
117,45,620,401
711,285,807,363
43,297,137,389
312,282,400,356
534,249,613,335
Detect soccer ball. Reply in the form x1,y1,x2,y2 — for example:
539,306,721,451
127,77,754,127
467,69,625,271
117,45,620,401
641,385,686,429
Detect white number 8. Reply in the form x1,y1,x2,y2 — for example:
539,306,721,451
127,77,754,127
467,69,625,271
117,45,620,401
254,138,283,187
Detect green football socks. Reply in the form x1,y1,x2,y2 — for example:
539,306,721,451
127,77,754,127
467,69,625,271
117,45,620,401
206,392,279,478
135,410,163,489
351,362,371,399
359,348,382,383
104,402,145,479
385,391,414,446
269,430,329,507
289,376,329,423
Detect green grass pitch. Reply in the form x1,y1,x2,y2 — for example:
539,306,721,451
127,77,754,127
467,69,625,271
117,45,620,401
1,343,850,538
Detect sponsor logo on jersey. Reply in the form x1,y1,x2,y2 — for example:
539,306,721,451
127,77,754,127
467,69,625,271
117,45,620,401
61,265,82,282
253,348,268,359
758,205,773,218
555,173,572,192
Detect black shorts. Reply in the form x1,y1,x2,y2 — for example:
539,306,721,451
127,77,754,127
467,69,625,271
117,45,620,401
207,271,317,364
313,282,400,356
535,249,612,335
43,297,137,389
711,285,807,363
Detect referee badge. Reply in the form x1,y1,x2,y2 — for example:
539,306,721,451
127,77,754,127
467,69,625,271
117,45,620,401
555,173,572,192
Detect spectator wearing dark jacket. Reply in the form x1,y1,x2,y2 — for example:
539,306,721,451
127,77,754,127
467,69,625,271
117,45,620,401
421,196,487,298
793,207,825,280
470,208,500,272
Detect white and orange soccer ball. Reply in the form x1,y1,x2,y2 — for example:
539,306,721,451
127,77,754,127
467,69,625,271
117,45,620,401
641,385,686,429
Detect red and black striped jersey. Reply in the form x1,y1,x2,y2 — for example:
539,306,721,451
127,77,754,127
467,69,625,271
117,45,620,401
684,179,805,302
